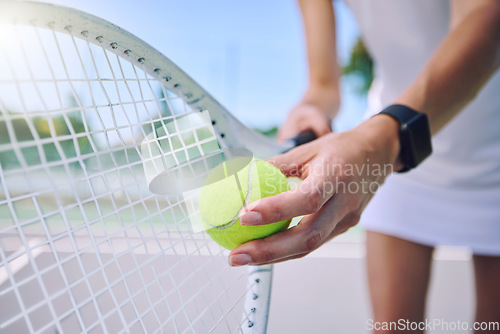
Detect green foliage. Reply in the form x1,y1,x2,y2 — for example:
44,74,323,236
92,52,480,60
343,37,374,94
255,126,278,138
257,37,374,133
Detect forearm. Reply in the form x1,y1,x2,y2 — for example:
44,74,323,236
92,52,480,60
395,2,500,134
298,0,340,115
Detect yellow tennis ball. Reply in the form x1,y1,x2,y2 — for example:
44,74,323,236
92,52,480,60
199,158,291,250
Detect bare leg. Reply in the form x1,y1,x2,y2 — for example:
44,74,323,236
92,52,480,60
366,231,434,334
473,254,500,334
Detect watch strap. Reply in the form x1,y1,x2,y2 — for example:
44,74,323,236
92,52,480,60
379,104,418,126
379,104,432,173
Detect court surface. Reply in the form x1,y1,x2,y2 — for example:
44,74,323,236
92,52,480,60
268,230,474,333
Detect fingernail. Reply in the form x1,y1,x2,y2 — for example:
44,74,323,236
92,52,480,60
229,254,252,267
240,211,262,225
239,200,260,216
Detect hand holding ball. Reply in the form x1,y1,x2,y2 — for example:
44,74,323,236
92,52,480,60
199,158,291,250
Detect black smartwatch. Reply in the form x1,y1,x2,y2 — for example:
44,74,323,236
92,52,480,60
378,104,432,173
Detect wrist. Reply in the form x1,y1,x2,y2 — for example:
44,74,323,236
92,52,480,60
354,114,403,173
302,85,340,119
377,104,433,172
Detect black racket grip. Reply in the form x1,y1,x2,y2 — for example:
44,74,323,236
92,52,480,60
282,129,317,153
292,129,317,146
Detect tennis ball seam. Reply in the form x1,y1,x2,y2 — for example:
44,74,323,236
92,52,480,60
203,159,257,230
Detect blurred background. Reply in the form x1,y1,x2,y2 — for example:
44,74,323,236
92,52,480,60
25,0,475,332
29,0,371,134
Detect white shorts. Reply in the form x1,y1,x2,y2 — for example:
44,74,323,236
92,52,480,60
360,174,500,256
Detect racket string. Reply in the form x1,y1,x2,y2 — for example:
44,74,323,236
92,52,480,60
0,15,256,333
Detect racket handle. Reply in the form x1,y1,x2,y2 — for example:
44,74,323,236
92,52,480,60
282,129,317,152
291,129,317,146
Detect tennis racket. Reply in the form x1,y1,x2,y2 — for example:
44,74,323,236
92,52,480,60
0,2,316,333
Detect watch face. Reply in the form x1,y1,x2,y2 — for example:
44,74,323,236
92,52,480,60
404,113,432,167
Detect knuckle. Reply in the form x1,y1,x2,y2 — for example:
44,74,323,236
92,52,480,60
348,197,363,213
266,200,285,222
337,213,361,234
348,213,361,227
306,189,323,213
258,247,275,264
304,230,323,253
331,158,347,176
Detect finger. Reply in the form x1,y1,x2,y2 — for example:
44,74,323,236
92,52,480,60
242,211,361,266
229,217,325,266
314,120,333,137
277,125,299,143
239,186,313,226
249,211,361,266
326,211,361,240
277,122,330,144
240,162,333,226
305,113,333,138
228,230,312,267
231,196,348,266
266,144,316,178
246,252,308,266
